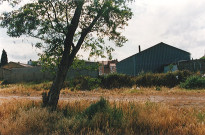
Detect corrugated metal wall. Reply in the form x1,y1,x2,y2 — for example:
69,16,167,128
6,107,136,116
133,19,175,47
117,55,136,76
117,42,190,75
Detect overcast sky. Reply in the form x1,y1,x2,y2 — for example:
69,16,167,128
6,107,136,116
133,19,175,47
0,0,205,63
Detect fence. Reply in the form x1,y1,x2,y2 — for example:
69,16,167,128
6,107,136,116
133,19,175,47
1,66,98,83
0,68,3,80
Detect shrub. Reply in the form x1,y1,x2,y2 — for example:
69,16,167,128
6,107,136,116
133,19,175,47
82,97,123,128
135,73,163,87
100,74,135,89
69,76,101,90
180,76,205,89
174,70,193,82
162,72,178,88
135,70,193,88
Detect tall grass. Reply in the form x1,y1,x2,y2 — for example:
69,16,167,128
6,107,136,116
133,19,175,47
0,98,205,135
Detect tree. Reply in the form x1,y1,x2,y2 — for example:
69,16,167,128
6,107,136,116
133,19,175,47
1,49,8,67
1,0,133,109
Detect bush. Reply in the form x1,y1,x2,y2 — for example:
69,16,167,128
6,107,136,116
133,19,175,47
100,74,135,89
69,76,101,90
162,72,178,88
82,97,123,128
62,70,194,90
83,97,110,120
135,70,193,88
135,73,163,87
180,76,205,89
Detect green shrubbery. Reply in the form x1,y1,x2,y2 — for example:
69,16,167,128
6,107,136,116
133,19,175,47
68,76,101,90
66,74,135,90
63,70,194,90
100,74,135,89
83,97,123,128
135,70,193,88
135,73,162,87
180,76,205,89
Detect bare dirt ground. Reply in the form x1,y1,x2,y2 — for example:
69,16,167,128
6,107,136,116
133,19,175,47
1,90,205,108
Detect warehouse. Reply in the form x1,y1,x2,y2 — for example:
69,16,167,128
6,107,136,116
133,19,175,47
117,42,191,76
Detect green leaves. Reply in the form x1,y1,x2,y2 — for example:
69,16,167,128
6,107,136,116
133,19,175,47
1,0,133,71
1,3,40,37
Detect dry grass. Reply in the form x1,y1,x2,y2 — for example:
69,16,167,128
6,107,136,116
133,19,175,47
1,82,205,134
1,82,205,97
0,99,205,134
0,82,52,96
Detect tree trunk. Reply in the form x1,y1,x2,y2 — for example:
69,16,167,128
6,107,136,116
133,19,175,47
44,51,74,110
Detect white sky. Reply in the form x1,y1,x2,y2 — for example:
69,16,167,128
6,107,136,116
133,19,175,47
0,0,205,63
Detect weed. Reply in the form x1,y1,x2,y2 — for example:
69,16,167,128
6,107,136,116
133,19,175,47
156,86,161,91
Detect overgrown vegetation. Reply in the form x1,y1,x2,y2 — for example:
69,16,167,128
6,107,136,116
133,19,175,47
67,70,194,90
1,98,205,134
0,70,195,91
135,70,193,88
180,76,205,89
100,74,135,89
67,76,101,90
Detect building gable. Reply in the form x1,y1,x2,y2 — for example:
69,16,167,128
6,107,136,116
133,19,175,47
117,42,191,75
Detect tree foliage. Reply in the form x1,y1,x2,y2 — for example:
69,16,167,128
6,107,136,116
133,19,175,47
1,0,133,109
1,0,132,62
1,49,8,67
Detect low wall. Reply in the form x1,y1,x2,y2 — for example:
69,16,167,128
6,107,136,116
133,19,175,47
2,67,99,83
0,68,3,80
3,67,53,83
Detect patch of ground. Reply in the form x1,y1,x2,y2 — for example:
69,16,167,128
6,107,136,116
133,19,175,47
0,89,205,108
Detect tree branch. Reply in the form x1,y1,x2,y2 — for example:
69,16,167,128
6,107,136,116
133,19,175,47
46,11,55,31
65,5,69,27
44,5,65,35
64,0,84,52
71,6,108,57
48,1,66,34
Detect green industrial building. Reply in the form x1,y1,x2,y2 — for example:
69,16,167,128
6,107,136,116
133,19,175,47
116,42,191,76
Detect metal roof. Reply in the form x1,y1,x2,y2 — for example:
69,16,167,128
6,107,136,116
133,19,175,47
119,42,190,63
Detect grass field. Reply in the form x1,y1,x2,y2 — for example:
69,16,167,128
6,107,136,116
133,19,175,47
0,82,205,134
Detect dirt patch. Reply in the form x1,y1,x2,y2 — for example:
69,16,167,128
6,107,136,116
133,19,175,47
0,92,205,108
